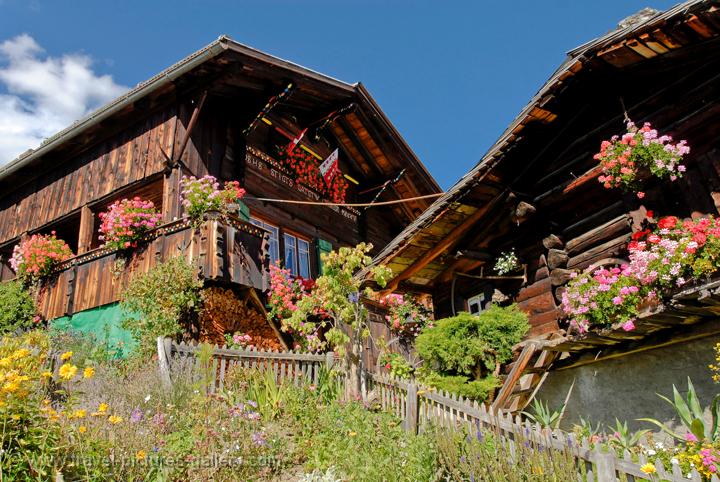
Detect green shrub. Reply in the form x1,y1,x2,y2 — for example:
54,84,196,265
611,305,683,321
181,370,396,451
417,369,498,401
415,305,529,378
0,280,36,334
120,257,202,358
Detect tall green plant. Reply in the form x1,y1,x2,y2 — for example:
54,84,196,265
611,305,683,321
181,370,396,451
120,257,202,358
522,399,564,430
0,280,36,334
639,377,720,442
283,243,391,399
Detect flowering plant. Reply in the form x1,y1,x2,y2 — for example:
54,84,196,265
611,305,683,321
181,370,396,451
180,175,246,222
376,293,433,339
275,147,348,203
494,249,520,275
267,263,326,351
10,232,73,282
378,352,413,379
596,120,689,194
562,214,720,334
98,197,162,250
224,332,254,350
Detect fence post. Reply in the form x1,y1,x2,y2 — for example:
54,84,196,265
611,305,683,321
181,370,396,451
405,382,419,434
593,448,616,482
157,336,173,390
325,351,335,370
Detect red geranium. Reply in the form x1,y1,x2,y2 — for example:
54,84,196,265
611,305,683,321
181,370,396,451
658,216,678,230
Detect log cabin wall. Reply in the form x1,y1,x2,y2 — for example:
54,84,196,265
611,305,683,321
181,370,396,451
436,32,720,337
374,2,720,341
0,107,177,246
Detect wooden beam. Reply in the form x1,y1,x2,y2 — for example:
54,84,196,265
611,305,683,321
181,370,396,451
77,204,94,254
174,90,208,164
384,192,507,292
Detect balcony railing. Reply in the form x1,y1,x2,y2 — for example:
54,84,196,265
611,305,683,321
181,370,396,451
36,212,269,321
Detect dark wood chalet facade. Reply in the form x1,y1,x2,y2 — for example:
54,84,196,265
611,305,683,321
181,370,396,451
371,0,720,417
0,37,439,345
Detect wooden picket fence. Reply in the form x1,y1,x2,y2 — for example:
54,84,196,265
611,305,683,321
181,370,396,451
156,337,335,392
367,373,718,482
157,339,715,482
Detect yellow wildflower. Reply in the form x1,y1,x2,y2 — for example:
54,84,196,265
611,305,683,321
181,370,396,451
60,351,73,361
58,363,78,381
640,463,657,475
0,357,10,368
2,381,19,393
10,348,31,360
136,450,147,461
41,371,53,379
349,431,357,437
83,366,95,379
78,425,87,434
98,403,108,413
72,409,87,419
11,414,21,421
108,415,122,424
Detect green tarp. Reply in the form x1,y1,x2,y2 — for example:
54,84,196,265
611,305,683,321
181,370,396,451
51,302,137,358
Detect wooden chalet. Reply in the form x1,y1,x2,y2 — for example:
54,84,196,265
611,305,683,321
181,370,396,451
0,36,439,349
370,0,720,421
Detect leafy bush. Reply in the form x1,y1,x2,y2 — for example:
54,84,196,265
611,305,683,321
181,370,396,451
417,369,498,401
378,352,414,379
416,305,529,379
0,280,37,334
120,257,202,358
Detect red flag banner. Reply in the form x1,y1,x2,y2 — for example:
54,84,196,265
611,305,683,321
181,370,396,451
319,148,339,184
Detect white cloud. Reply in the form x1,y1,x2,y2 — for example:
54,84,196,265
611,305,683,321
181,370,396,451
0,34,127,164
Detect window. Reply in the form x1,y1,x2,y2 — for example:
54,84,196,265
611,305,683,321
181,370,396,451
467,293,486,315
284,233,311,279
250,217,279,266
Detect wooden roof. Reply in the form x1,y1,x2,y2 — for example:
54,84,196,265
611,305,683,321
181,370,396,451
371,0,720,291
0,36,440,221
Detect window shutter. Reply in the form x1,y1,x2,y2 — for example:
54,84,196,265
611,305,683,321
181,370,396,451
237,201,250,221
316,238,333,274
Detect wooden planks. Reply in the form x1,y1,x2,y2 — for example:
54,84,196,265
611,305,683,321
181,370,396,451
0,108,177,244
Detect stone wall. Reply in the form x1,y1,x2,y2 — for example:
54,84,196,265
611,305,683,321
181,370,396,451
534,325,720,433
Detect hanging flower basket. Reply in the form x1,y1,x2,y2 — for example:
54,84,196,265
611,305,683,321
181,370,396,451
10,232,73,283
98,197,162,250
595,120,689,196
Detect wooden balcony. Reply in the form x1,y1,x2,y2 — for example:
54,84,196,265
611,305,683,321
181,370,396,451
36,212,269,321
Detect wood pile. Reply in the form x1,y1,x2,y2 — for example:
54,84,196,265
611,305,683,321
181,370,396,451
198,287,284,351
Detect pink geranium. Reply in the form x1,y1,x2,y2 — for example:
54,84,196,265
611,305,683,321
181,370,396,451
98,197,162,251
596,120,689,193
10,232,73,282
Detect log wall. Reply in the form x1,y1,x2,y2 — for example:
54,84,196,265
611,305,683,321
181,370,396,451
0,108,177,244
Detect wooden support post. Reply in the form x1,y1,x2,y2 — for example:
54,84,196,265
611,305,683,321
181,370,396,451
78,205,94,254
174,90,208,164
162,166,182,222
157,337,173,390
325,351,335,370
405,382,419,434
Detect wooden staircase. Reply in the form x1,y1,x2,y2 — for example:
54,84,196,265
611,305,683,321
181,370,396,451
491,335,566,413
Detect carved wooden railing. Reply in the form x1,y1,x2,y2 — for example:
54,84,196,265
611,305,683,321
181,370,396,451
36,212,269,320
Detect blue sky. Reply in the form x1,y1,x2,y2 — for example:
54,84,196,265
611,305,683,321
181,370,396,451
0,0,679,189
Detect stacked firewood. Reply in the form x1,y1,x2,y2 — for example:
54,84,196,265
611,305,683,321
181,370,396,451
198,287,285,351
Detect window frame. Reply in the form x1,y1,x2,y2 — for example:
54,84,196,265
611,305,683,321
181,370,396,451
283,231,312,279
466,293,486,315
